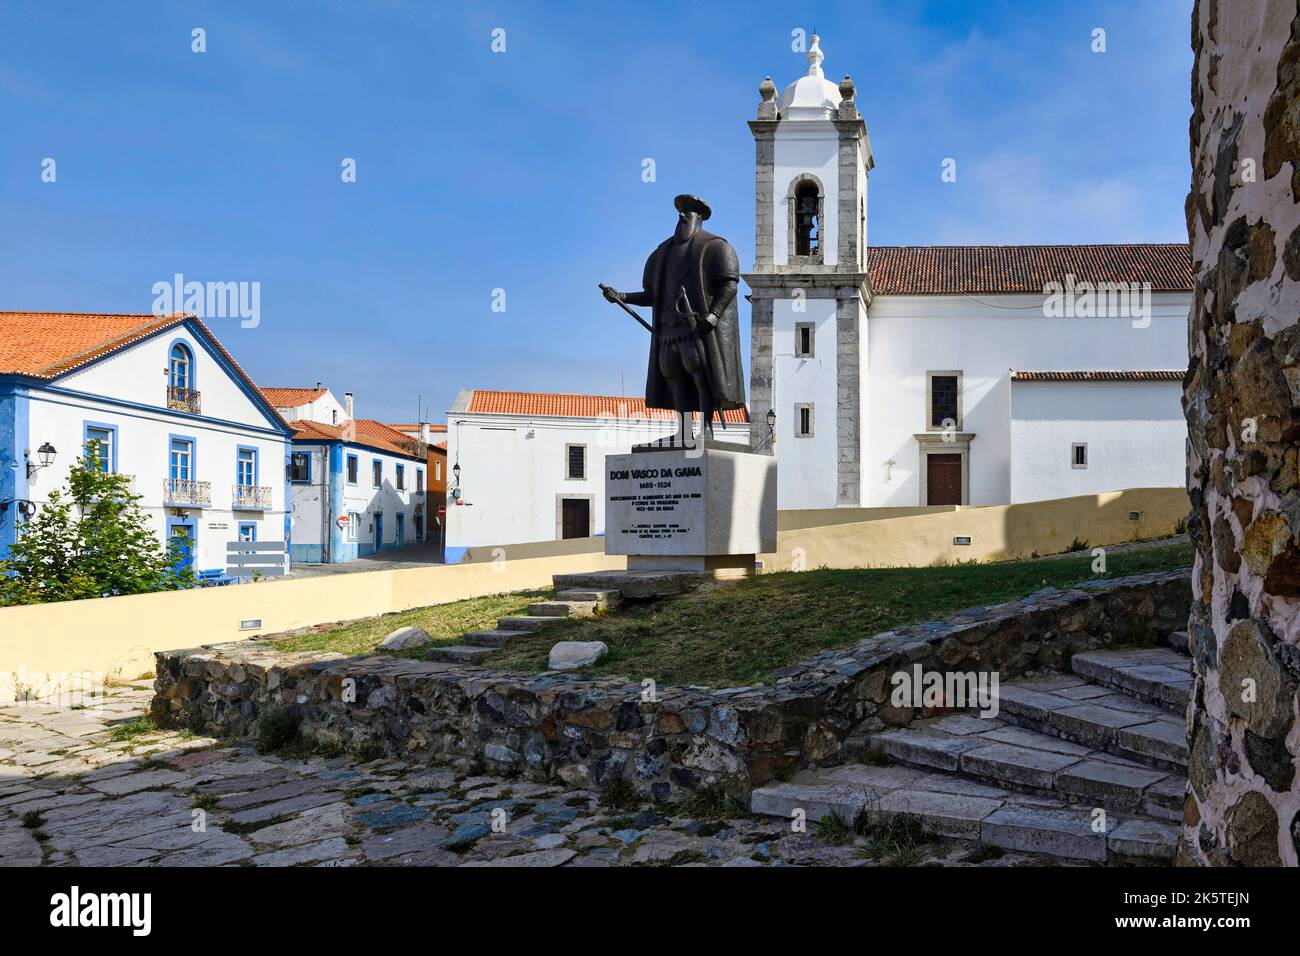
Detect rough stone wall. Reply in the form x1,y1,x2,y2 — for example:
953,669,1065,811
154,572,1188,800
1182,0,1300,866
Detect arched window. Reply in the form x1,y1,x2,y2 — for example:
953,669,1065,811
169,344,192,390
794,181,821,257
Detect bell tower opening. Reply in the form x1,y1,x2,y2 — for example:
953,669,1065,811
794,180,820,257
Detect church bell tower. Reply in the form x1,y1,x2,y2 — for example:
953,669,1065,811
745,34,873,509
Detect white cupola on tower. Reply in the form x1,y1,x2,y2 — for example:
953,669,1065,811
777,34,843,119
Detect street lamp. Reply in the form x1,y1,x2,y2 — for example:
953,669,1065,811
25,442,56,478
451,461,462,500
762,408,776,451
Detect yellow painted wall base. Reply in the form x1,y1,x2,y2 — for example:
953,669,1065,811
0,487,1187,692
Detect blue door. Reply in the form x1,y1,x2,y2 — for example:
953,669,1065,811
396,513,405,547
168,521,196,573
374,513,383,552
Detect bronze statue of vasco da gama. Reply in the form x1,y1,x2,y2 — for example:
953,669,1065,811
601,194,745,441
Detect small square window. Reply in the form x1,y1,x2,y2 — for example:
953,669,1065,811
288,452,309,483
795,403,814,438
795,323,815,358
1072,443,1088,469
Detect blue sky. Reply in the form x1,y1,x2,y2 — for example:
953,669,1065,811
1,0,1193,423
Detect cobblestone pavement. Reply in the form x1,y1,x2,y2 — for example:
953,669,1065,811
0,683,1044,868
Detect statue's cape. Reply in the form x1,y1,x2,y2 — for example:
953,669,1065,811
642,229,746,414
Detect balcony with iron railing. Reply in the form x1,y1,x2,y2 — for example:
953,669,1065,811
167,385,201,414
232,484,272,510
163,478,211,507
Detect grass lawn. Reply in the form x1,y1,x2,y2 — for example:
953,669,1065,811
267,589,547,657
263,540,1192,687
486,541,1193,686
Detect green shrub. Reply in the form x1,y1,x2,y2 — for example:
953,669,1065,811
0,442,195,606
255,706,303,755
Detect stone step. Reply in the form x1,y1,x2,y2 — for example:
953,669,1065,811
496,616,557,632
527,600,598,619
550,570,710,600
868,719,1185,819
1070,648,1192,712
749,763,1178,864
554,588,623,608
462,630,521,649
993,676,1189,770
426,645,496,664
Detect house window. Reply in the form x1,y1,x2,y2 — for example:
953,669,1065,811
1072,442,1088,469
927,372,962,430
794,181,821,257
238,522,257,543
169,344,192,390
346,454,358,484
795,322,815,358
396,464,405,490
566,444,586,480
435,460,442,481
372,460,382,488
416,468,424,491
169,438,193,481
795,403,814,438
84,425,115,473
237,448,257,487
288,452,310,483
346,511,360,542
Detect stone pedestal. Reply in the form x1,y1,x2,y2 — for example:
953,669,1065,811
604,441,776,577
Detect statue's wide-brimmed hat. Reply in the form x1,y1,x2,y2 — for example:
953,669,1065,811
674,194,712,220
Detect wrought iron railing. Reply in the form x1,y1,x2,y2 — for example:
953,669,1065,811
163,478,211,506
232,484,272,509
167,385,201,414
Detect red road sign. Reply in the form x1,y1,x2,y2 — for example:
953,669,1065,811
336,515,349,529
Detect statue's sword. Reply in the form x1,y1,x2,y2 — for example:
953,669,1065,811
598,284,657,336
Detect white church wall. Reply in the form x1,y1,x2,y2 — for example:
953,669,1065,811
1009,381,1186,502
862,292,1190,507
772,125,841,267
444,413,750,558
772,297,839,509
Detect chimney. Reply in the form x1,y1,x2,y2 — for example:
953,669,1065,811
344,392,354,420
420,422,432,444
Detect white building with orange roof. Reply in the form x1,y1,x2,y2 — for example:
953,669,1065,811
286,417,428,563
259,384,353,426
443,389,750,561
0,311,293,576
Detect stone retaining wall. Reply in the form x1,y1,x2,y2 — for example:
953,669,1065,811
1183,0,1300,867
153,571,1190,800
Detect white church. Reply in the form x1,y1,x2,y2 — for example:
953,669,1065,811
748,35,1191,511
444,35,1190,555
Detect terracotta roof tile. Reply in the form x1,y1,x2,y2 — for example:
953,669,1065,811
289,418,423,458
388,423,447,431
1010,369,1185,382
465,390,750,424
0,311,189,377
260,386,328,406
0,310,290,431
866,244,1193,295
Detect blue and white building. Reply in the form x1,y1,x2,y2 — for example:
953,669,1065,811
0,311,294,575
285,418,428,563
